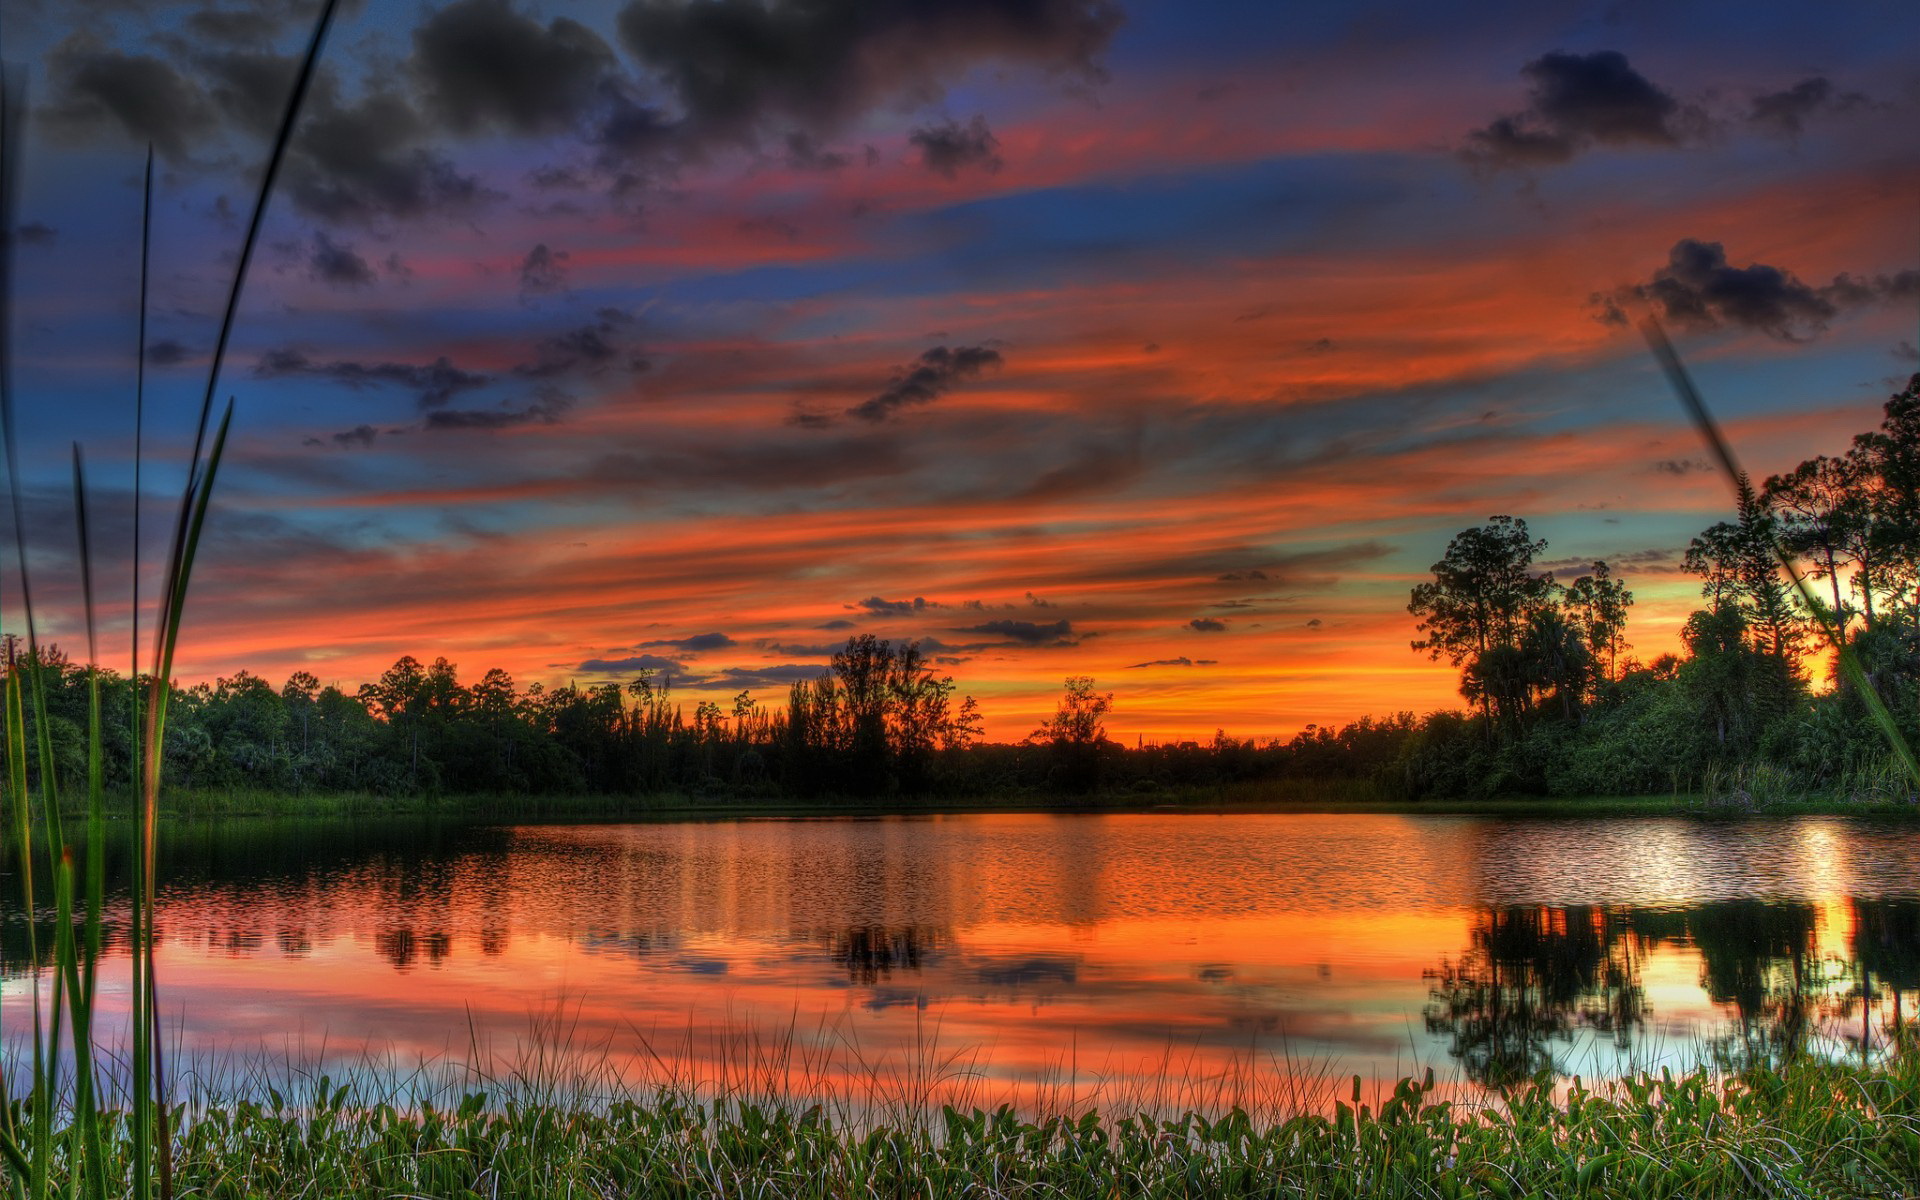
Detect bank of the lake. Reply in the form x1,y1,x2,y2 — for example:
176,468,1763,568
143,779,1920,821
17,1052,1919,1198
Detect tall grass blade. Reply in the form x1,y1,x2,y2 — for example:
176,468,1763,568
133,8,340,1197
1643,317,1920,790
0,58,53,1200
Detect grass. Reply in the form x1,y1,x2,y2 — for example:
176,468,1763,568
125,778,1920,822
0,4,340,1196
1,1044,1915,1197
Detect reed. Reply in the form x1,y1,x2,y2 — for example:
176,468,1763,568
0,1037,1913,1198
0,2,339,1195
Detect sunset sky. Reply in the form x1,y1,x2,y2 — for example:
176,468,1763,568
5,0,1918,741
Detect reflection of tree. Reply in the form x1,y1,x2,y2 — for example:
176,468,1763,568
373,926,455,973
1424,905,1647,1089
1851,898,1920,1041
1688,900,1822,1067
827,925,943,985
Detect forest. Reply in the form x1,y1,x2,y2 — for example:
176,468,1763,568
12,370,1920,807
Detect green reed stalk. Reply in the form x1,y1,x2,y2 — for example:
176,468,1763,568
1643,318,1920,790
0,2,335,1194
130,8,340,1197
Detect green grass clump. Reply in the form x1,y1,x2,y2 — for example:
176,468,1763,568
4,1051,1916,1197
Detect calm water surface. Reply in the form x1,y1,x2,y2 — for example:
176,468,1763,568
6,812,1918,1110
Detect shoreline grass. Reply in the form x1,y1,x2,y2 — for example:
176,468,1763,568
4,1048,1915,1197
115,780,1920,823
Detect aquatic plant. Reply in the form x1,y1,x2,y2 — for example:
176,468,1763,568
0,3,340,1194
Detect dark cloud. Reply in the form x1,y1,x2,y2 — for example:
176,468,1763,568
1462,50,1690,170
45,35,218,162
847,345,1003,423
410,0,619,136
330,424,378,449
185,6,291,47
638,632,736,652
909,115,1002,177
201,49,298,138
606,0,1120,166
817,618,857,630
518,242,570,299
857,596,939,614
255,348,489,409
285,81,489,224
781,131,852,171
146,339,193,365
584,432,911,494
516,310,645,379
699,664,832,689
1126,657,1215,669
1216,569,1267,582
1187,617,1227,632
423,388,573,431
579,653,685,674
951,618,1072,644
1651,457,1708,476
1896,340,1920,364
15,221,57,246
307,231,376,287
1599,239,1918,341
1747,77,1866,137
1305,618,1322,628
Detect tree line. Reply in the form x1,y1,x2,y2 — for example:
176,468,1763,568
5,633,1156,801
10,373,1916,806
1396,370,1920,799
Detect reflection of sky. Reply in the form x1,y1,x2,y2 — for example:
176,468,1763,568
5,813,1916,1111
4,1,1919,739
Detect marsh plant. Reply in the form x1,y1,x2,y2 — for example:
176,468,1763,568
0,3,339,1195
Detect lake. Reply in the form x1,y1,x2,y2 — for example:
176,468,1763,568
5,811,1917,1115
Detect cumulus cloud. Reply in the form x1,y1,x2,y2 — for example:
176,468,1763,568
1651,457,1708,476
517,310,647,379
518,242,570,299
1462,50,1693,170
146,339,193,365
579,653,686,674
950,618,1072,644
857,596,940,614
846,345,1003,423
422,387,573,430
1747,77,1866,137
44,34,218,162
1594,239,1919,341
307,231,376,287
637,632,737,652
909,115,1002,177
609,0,1120,162
255,348,490,409
200,48,298,138
409,0,619,136
184,6,293,48
285,81,490,225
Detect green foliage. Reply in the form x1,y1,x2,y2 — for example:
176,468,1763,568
5,1050,1919,1198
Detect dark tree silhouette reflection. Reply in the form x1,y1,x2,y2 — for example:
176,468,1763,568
824,925,944,984
1850,898,1920,1047
1690,900,1824,1068
1424,905,1648,1089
